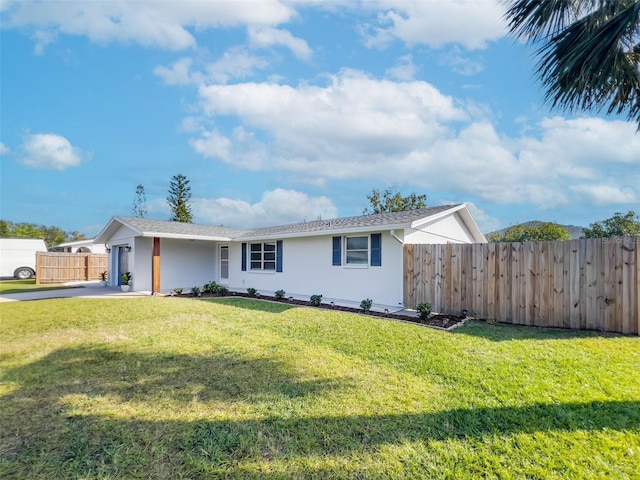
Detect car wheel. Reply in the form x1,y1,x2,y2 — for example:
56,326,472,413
15,268,35,279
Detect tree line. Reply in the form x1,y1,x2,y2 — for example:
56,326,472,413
0,221,86,248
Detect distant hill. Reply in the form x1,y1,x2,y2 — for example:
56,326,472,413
488,221,584,240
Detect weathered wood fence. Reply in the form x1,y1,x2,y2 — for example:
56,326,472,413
404,238,639,335
36,252,108,284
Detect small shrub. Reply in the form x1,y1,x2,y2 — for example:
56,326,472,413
310,294,322,307
360,298,373,313
247,287,257,297
99,271,108,281
274,289,286,300
191,286,201,297
203,281,218,294
173,287,183,295
417,302,432,320
216,285,228,296
121,272,131,285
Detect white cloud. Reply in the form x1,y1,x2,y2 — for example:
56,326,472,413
192,188,338,229
569,185,638,205
188,70,640,210
189,129,233,161
0,142,10,155
385,54,418,81
439,47,485,76
31,30,57,55
20,133,88,170
205,48,270,83
153,57,201,86
154,49,269,87
5,1,510,55
196,69,466,163
3,0,295,51
360,0,506,50
248,26,312,60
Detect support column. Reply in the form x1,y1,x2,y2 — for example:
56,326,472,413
152,237,161,295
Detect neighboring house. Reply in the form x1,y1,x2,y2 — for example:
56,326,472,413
94,204,486,310
50,239,107,254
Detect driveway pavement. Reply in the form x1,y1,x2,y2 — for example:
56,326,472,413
0,281,151,303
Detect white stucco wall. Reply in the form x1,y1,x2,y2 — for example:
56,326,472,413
155,238,218,292
132,237,152,291
227,231,405,308
404,212,475,244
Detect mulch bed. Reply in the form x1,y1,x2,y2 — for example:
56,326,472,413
174,291,467,331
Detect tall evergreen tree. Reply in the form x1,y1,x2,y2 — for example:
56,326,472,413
132,184,148,218
167,174,193,223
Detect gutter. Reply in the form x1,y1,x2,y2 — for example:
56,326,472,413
390,229,404,244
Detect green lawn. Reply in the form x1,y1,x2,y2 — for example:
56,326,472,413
0,279,69,294
1,297,638,479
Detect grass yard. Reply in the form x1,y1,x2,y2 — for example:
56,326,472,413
1,297,638,479
0,279,69,294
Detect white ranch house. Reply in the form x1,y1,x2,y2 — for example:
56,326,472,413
95,204,486,310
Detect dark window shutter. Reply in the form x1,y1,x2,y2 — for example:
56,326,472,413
276,240,283,272
241,243,247,271
332,236,341,265
371,233,381,266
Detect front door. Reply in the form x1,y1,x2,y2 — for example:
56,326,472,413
117,247,129,285
219,245,229,284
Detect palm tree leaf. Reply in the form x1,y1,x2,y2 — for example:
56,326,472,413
505,0,640,126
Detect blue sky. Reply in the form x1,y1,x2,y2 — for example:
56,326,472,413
1,0,639,237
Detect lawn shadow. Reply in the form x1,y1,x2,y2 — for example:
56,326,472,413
454,320,629,342
0,344,346,406
2,345,638,478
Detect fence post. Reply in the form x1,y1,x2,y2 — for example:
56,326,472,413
36,252,42,284
86,253,91,281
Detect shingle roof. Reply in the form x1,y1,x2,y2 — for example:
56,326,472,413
115,216,247,239
236,205,461,239
101,205,465,243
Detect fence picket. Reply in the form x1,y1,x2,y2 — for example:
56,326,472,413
36,253,108,284
403,238,638,335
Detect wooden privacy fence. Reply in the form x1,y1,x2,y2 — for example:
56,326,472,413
404,238,639,335
36,252,108,284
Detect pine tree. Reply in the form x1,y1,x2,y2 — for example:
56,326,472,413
167,174,193,223
132,184,148,218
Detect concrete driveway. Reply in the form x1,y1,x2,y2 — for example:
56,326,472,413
0,281,151,303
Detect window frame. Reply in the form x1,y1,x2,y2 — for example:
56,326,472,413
344,235,369,267
249,241,277,272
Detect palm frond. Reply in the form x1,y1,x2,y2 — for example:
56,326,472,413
505,0,640,126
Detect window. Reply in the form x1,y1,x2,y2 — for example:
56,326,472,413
333,233,382,267
345,236,368,265
241,241,283,272
250,242,276,271
220,245,229,281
